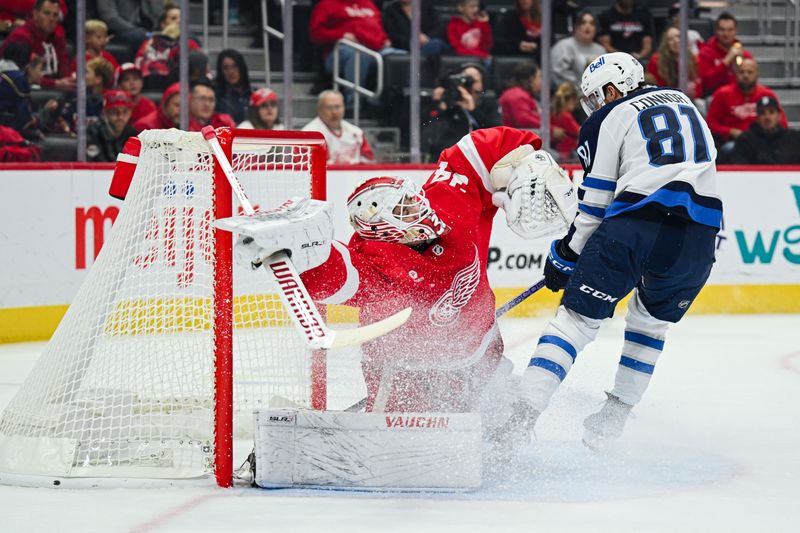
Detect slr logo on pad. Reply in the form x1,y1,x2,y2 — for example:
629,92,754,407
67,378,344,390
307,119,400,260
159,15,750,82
579,284,618,302
588,57,605,73
268,415,295,424
301,240,326,249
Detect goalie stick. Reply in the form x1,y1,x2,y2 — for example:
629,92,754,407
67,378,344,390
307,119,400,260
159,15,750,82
202,126,412,350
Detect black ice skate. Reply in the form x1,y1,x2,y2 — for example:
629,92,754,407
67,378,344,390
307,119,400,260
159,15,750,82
582,393,633,451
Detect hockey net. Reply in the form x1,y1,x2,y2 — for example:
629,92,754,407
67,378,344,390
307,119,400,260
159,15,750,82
0,128,331,487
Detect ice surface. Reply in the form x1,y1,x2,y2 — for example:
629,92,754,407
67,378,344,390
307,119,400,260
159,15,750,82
1,315,798,533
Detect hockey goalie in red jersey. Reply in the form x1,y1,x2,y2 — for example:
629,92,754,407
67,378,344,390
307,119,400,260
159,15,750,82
227,126,577,437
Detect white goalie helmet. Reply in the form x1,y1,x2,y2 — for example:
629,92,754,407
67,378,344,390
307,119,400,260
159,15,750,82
580,52,645,116
347,176,450,244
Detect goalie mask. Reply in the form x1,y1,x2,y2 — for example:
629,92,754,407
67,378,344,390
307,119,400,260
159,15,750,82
347,176,450,244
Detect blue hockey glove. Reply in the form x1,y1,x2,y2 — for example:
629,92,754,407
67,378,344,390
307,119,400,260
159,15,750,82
544,239,579,292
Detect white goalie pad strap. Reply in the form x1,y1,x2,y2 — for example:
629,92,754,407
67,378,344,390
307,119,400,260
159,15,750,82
254,409,482,491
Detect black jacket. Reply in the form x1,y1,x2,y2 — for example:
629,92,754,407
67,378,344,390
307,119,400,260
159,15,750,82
731,123,800,165
422,95,502,161
492,10,541,62
86,119,138,162
382,1,440,50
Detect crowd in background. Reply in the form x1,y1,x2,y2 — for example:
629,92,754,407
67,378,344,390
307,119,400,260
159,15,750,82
0,0,798,164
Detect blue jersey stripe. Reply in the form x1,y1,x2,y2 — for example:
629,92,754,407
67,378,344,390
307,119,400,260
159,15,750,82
582,176,617,191
624,331,665,351
529,357,567,381
619,355,656,375
538,335,578,360
579,203,606,219
606,188,722,228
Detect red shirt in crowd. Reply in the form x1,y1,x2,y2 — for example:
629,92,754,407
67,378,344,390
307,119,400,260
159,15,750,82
0,0,67,25
646,52,702,99
189,113,236,131
69,51,120,75
706,82,788,143
697,36,753,97
447,16,493,58
128,95,157,126
309,0,388,57
498,86,540,128
551,110,580,160
0,18,69,89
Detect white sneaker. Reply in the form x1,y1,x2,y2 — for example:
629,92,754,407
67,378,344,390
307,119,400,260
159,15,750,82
582,393,633,451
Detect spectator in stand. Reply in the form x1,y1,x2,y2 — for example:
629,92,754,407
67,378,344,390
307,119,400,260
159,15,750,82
70,19,119,75
698,12,752,98
647,27,702,99
238,88,284,130
213,49,251,125
498,61,541,129
667,3,703,55
165,50,210,88
116,62,156,125
494,0,542,62
423,63,501,161
550,82,580,162
598,0,654,60
309,0,389,109
86,89,138,162
42,56,113,134
1,0,67,36
550,10,605,90
447,0,492,64
25,53,44,87
0,41,43,141
731,96,800,165
136,22,201,91
133,81,183,131
381,0,448,57
0,0,74,91
302,89,374,164
96,0,164,50
706,58,788,162
189,79,236,130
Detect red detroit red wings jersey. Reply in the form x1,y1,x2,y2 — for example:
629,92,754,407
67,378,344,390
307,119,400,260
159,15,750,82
301,127,541,411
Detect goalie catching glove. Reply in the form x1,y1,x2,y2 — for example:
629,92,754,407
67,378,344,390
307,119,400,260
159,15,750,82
489,145,577,239
215,197,334,273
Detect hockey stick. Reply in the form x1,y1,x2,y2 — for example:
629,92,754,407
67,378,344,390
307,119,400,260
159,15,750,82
345,278,548,412
495,277,546,318
203,126,412,350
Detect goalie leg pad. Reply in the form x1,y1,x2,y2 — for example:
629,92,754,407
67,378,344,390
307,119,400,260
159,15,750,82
254,409,482,491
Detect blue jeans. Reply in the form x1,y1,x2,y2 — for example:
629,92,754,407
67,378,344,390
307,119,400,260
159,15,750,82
325,46,375,108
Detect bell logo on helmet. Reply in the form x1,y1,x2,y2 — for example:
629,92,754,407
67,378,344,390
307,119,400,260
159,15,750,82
589,56,605,73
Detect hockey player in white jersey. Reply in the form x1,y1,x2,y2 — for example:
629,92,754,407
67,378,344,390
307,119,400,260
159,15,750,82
506,52,722,449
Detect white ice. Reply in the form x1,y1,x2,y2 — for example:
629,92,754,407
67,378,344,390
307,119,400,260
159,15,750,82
1,314,799,533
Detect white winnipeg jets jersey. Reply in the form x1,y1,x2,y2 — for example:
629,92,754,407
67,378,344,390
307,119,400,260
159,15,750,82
570,86,722,254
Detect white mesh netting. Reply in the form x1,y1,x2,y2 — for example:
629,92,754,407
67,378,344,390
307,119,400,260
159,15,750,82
0,130,333,482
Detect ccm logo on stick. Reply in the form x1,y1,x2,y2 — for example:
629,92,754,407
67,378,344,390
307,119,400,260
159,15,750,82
579,284,618,302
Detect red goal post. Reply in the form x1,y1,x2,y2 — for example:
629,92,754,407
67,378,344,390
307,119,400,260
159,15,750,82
0,128,328,488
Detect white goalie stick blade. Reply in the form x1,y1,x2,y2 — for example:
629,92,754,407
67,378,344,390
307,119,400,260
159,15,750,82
254,409,483,491
202,126,411,350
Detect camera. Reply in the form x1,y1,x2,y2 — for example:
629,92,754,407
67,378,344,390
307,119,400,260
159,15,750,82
443,74,474,108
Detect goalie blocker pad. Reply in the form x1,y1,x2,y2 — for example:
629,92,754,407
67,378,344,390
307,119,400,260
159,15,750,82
254,409,482,492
